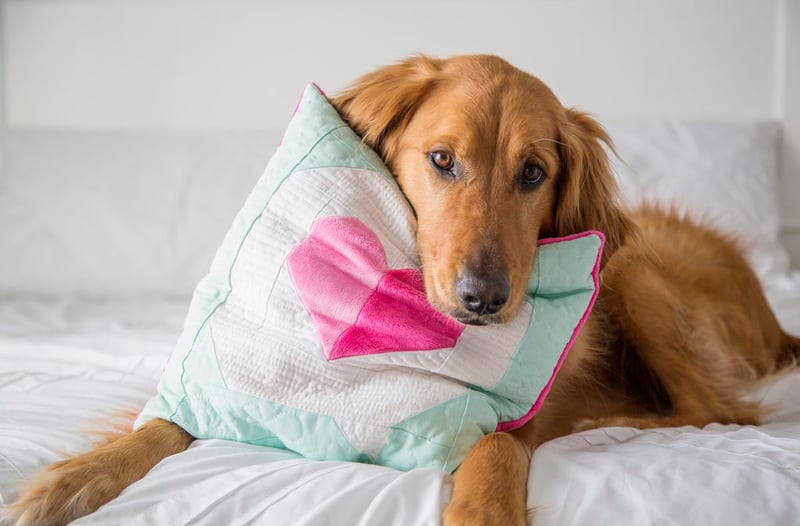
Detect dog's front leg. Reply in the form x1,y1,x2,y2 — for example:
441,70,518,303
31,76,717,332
442,431,532,526
6,418,193,526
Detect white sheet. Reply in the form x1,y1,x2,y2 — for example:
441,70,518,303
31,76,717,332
0,299,185,509
2,288,800,525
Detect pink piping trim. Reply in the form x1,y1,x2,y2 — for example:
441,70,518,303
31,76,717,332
495,230,605,432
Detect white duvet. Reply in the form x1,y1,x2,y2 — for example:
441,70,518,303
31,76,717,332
2,282,800,525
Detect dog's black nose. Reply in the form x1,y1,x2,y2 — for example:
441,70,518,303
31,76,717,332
456,272,510,315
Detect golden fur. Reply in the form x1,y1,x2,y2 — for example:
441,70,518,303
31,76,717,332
7,54,799,526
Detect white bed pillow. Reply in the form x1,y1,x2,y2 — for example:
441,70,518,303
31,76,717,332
0,121,784,297
0,130,277,298
606,121,787,279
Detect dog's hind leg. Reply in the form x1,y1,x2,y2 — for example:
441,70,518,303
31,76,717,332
5,419,193,526
589,263,770,432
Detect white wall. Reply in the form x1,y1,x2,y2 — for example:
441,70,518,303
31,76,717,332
1,0,784,129
780,0,800,262
1,0,798,262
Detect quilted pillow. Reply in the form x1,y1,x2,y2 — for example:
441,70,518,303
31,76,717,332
136,84,603,472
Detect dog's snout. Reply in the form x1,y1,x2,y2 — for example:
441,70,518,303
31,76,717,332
456,271,510,316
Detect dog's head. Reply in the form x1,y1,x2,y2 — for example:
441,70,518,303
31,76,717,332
332,54,633,326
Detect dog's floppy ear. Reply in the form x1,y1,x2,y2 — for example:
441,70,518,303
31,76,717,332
331,55,443,160
555,109,635,266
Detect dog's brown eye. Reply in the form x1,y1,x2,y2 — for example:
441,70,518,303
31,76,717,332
430,151,455,172
521,162,546,188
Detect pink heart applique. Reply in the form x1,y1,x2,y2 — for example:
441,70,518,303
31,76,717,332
287,216,465,360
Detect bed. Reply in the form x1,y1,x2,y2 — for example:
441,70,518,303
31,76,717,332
4,2,800,523
1,118,800,525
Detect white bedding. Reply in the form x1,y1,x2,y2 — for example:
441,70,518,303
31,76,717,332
2,284,800,525
2,121,800,525
0,298,451,526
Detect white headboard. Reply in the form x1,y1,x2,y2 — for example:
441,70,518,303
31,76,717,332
1,0,798,263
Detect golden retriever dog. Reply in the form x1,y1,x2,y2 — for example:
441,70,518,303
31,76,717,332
7,54,799,526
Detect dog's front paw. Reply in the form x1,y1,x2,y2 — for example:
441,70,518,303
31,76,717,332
5,456,122,526
442,432,532,526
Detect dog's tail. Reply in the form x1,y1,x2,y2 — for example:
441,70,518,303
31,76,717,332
777,332,800,369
